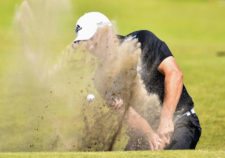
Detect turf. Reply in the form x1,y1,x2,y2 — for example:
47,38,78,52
1,150,225,158
0,0,225,156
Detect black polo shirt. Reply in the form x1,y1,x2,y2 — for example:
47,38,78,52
119,30,194,112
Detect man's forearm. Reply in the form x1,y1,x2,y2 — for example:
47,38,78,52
125,107,155,138
161,70,183,119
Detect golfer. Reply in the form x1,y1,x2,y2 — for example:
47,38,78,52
73,12,201,150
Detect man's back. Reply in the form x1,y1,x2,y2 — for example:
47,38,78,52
120,30,194,113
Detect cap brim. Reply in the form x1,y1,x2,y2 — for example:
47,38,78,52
74,28,96,42
74,24,112,42
74,36,88,42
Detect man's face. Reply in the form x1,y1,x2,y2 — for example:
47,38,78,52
72,26,116,58
72,33,101,58
72,38,97,53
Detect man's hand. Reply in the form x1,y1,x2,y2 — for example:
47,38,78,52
146,131,162,150
111,97,124,110
107,97,125,113
157,116,174,149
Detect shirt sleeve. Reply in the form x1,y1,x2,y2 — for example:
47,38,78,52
139,30,173,67
158,41,173,63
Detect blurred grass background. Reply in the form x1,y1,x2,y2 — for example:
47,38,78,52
1,0,225,152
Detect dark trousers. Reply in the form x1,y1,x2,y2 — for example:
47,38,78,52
125,113,201,150
165,113,201,149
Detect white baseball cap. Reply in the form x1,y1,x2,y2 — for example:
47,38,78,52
74,12,112,42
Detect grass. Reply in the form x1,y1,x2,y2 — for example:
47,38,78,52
1,150,225,158
0,0,225,157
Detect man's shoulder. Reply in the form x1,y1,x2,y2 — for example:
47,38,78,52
127,30,156,38
126,30,159,43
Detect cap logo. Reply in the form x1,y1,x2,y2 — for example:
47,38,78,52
75,25,82,33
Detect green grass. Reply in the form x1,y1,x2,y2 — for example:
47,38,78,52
1,150,225,158
1,0,225,157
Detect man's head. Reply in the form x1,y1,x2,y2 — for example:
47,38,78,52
74,12,112,43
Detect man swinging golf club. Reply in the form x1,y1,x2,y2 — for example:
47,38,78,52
73,12,201,150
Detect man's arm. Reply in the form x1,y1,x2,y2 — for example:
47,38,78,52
111,98,162,150
126,107,162,150
157,56,183,148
